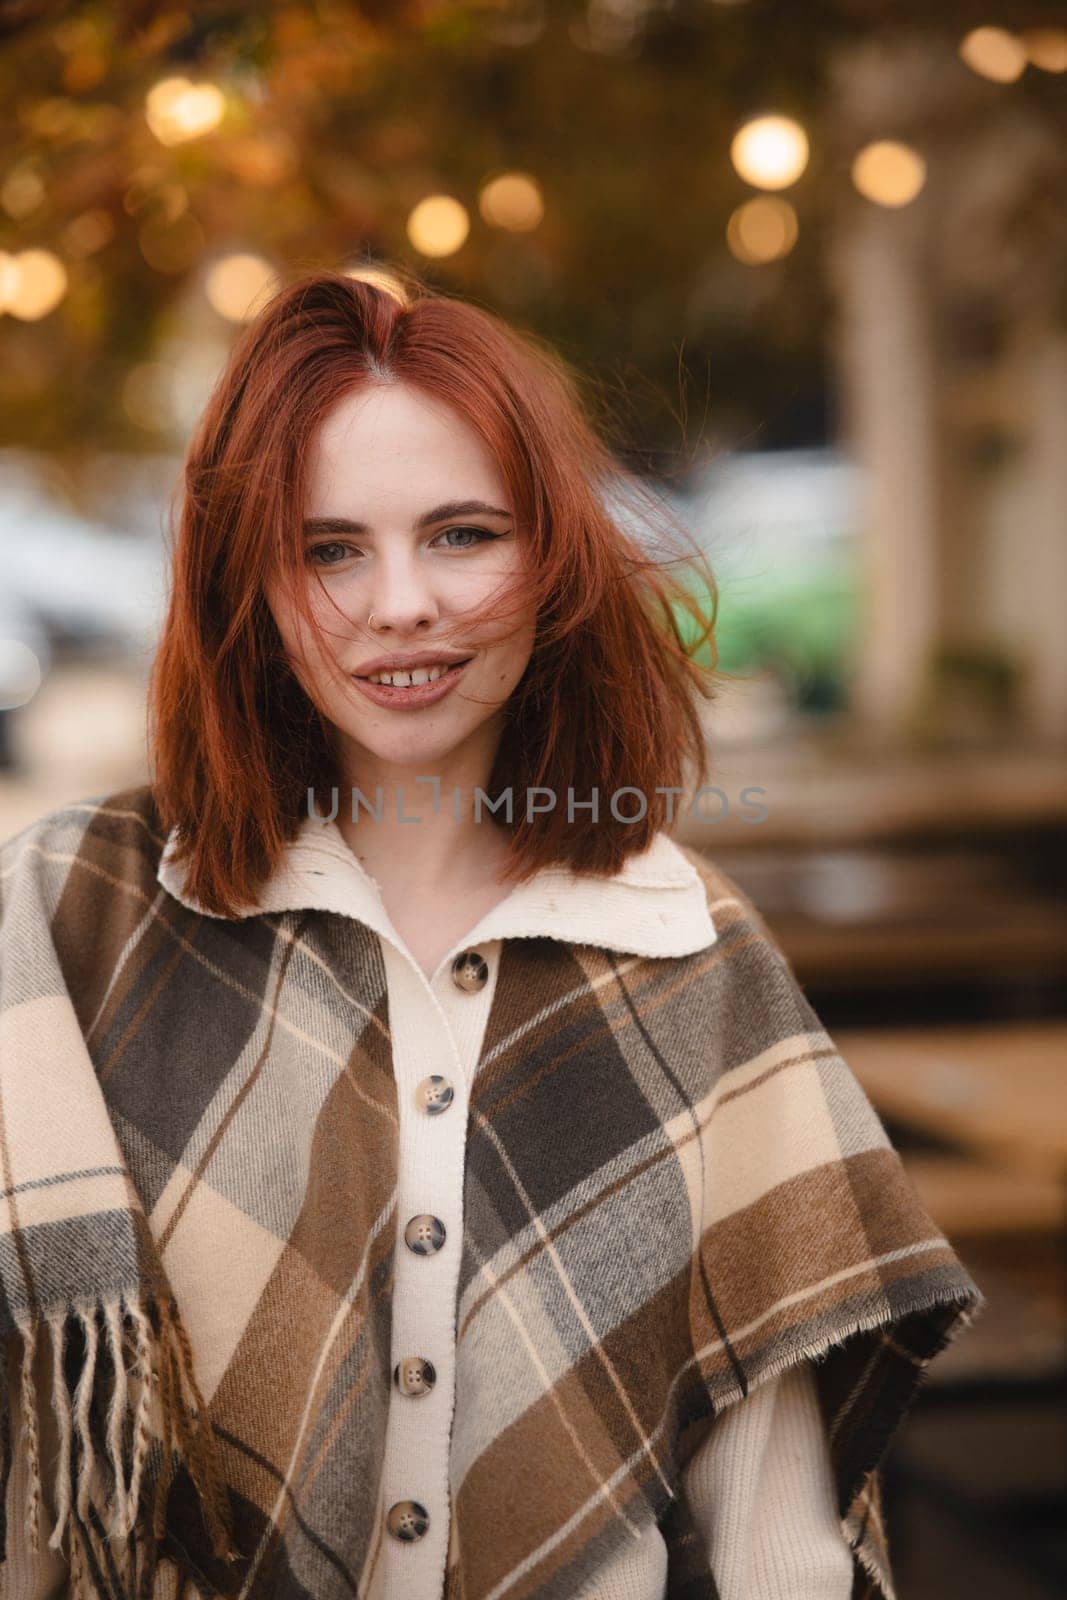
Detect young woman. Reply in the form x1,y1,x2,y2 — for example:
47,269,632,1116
0,269,979,1600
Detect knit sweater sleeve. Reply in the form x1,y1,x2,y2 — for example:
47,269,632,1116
575,1363,854,1599
682,1361,854,1600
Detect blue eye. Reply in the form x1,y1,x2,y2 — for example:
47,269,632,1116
306,526,505,565
436,526,503,549
307,541,354,566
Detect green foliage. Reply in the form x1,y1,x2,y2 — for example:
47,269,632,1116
672,546,861,710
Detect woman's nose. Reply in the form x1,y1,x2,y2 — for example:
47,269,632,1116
364,552,440,632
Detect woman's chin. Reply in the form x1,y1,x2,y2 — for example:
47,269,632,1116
335,724,476,780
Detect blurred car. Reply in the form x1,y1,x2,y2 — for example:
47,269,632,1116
1,480,166,659
0,449,169,770
0,597,51,769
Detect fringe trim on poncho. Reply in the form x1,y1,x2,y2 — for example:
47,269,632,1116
0,1290,237,1600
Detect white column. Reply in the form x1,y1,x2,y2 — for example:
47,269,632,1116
1020,327,1067,742
829,203,942,735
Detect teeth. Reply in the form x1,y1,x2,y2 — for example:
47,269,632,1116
366,663,454,687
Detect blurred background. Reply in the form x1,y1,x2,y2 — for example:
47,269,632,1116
1,2,1065,1592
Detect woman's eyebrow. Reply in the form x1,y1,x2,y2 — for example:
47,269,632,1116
302,500,513,536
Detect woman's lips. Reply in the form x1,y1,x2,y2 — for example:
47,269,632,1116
350,657,472,709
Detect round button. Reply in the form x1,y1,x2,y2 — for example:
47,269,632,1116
386,1500,429,1542
404,1214,446,1255
394,1355,437,1397
451,950,489,993
415,1074,454,1115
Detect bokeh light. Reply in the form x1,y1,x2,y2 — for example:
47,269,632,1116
479,172,545,232
25,97,80,139
1,166,46,221
851,141,927,208
730,115,809,190
61,208,115,258
0,249,68,319
726,196,799,263
138,211,205,274
406,195,470,257
958,27,1027,84
1022,29,1067,73
204,253,280,321
144,76,227,146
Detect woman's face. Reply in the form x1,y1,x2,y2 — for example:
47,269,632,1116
265,381,537,782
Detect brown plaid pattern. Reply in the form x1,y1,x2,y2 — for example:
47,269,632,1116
0,785,982,1599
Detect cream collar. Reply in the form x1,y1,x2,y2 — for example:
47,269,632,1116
157,812,716,964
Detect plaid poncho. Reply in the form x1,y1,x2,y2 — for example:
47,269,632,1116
0,784,982,1600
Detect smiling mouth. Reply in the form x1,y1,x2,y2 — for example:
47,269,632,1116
354,658,474,687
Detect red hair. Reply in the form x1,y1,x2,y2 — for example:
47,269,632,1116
148,266,722,916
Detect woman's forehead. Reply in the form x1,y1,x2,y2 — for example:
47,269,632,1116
313,382,480,459
307,391,509,517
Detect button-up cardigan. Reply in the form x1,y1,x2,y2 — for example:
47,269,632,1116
0,787,981,1600
2,806,852,1600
